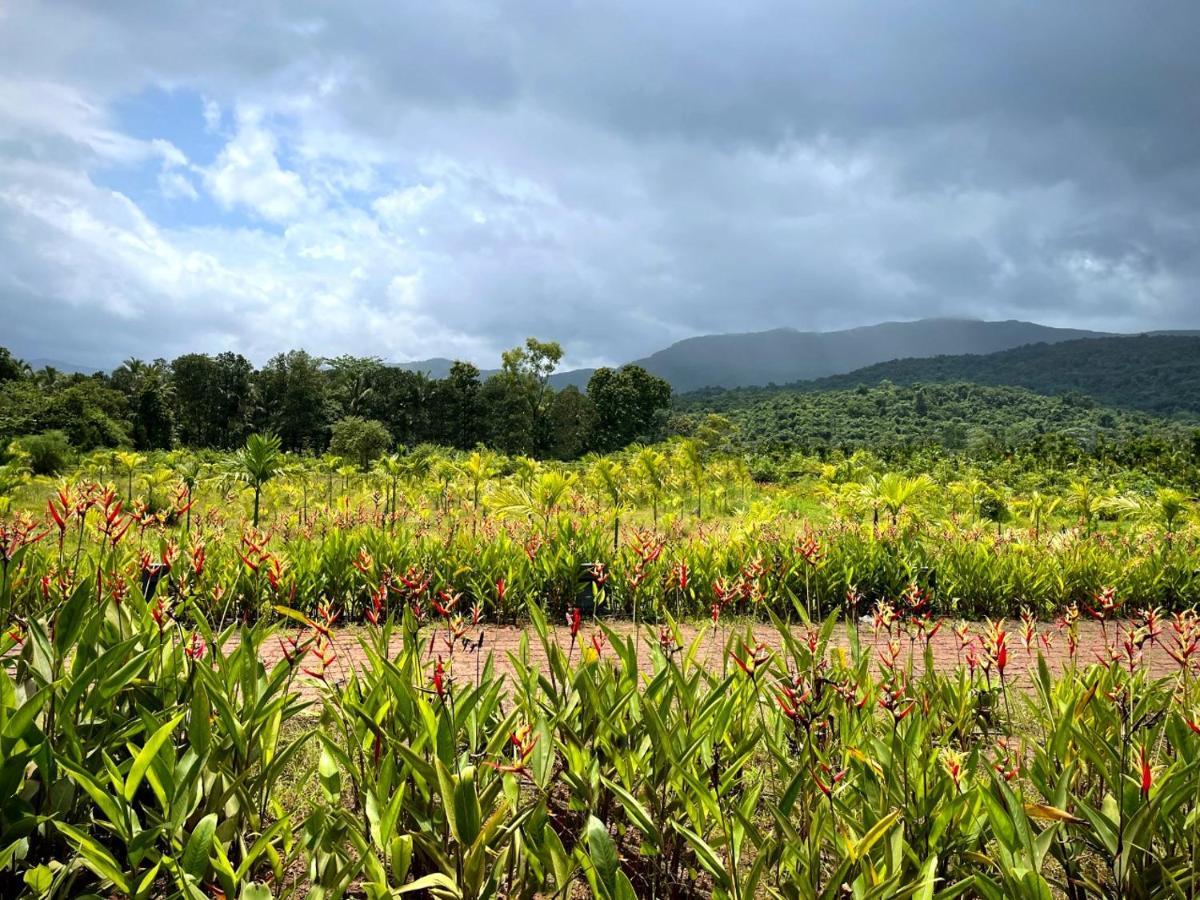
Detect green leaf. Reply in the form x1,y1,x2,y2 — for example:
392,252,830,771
396,872,461,896
182,812,218,880
3,686,49,742
125,712,185,801
586,815,619,892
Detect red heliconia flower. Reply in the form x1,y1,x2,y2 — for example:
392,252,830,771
433,590,461,618
1019,608,1037,654
496,578,506,602
658,626,680,654
352,548,374,575
795,534,822,567
366,585,386,625
1137,744,1153,800
1141,607,1163,643
190,544,205,576
941,749,966,788
591,632,607,656
485,724,538,776
776,682,811,721
953,621,972,651
674,561,690,592
844,586,862,615
279,634,303,664
813,763,846,797
304,637,338,681
1087,586,1120,621
711,602,722,625
992,738,1023,782
732,641,770,678
432,656,447,699
1185,718,1200,737
150,598,169,632
184,631,207,660
590,562,609,587
48,493,69,536
567,607,582,639
902,582,929,617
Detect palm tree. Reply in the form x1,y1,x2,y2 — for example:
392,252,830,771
376,453,405,526
114,450,146,501
1108,488,1191,539
875,472,933,527
233,433,283,527
462,450,497,532
589,457,625,550
1017,491,1060,543
1068,479,1104,535
488,470,576,535
317,454,343,507
677,439,705,519
1154,488,1191,536
633,446,668,527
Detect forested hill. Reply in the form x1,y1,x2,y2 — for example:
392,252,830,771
391,318,1108,391
673,381,1191,452
682,334,1200,418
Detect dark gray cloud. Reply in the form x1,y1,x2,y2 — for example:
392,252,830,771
1,0,1198,370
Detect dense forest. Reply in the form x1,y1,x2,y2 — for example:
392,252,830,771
686,334,1200,417
673,380,1197,456
0,340,671,465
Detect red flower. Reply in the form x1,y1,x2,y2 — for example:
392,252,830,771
184,632,207,660
732,641,770,677
432,656,447,699
567,607,582,639
813,764,846,797
1138,744,1153,800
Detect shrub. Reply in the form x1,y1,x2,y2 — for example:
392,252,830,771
329,416,392,468
15,430,72,475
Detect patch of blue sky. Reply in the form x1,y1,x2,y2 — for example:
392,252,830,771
92,86,242,229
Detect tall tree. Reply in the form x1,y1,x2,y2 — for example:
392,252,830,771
431,361,483,449
255,350,330,452
587,365,671,452
485,338,563,456
172,352,255,448
112,358,175,449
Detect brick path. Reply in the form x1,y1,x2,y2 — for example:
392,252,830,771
246,619,1181,697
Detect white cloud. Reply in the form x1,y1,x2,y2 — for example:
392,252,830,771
1,1,1199,371
203,111,312,223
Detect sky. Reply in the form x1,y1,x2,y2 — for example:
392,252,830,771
1,1,1198,370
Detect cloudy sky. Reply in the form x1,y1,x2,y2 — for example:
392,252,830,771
1,2,1198,370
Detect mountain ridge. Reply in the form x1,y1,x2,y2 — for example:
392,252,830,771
394,318,1112,390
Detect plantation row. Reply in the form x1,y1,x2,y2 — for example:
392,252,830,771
2,427,1199,623
3,570,1200,898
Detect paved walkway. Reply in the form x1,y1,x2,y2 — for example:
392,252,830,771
248,618,1183,696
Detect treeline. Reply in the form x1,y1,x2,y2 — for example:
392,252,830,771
0,339,671,461
686,334,1200,418
672,381,1200,471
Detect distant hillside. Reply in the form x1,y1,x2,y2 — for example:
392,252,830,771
746,334,1200,417
394,318,1109,391
628,318,1108,391
674,381,1185,451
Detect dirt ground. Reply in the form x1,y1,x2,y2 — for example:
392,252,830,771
241,617,1181,697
